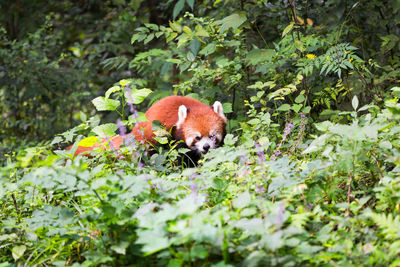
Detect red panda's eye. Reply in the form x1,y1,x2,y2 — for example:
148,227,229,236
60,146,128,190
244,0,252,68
195,136,201,141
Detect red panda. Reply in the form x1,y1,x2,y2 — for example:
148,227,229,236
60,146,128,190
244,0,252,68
71,96,227,164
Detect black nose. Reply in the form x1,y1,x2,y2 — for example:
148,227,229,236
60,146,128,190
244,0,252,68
203,144,210,151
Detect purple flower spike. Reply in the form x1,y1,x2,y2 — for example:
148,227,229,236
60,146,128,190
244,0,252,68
116,119,126,136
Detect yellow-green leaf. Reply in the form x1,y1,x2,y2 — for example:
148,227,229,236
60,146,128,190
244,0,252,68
77,136,99,147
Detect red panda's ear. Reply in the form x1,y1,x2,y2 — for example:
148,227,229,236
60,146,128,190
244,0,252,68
177,105,188,129
212,101,227,122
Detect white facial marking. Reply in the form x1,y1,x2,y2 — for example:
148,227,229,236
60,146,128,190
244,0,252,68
176,105,188,129
212,101,227,122
195,137,216,154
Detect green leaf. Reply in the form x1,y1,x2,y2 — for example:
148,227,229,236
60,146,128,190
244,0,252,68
295,94,305,103
169,21,182,33
352,95,359,111
282,22,294,37
222,102,233,113
233,191,251,209
199,43,216,56
183,26,192,34
294,40,304,52
246,49,275,65
92,97,120,111
50,136,63,145
92,123,118,138
218,13,247,33
127,88,153,104
186,0,194,10
292,104,302,112
195,25,209,37
187,51,195,61
173,0,185,19
105,86,121,99
111,241,130,255
12,245,26,261
277,104,291,111
144,33,155,44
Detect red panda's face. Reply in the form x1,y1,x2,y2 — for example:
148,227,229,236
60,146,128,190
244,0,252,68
177,101,227,154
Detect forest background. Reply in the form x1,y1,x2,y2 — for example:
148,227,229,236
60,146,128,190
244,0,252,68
1,0,400,266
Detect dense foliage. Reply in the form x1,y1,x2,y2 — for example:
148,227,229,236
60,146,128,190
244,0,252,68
1,0,400,265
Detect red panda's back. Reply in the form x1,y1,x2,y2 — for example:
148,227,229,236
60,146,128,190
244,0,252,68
145,96,209,129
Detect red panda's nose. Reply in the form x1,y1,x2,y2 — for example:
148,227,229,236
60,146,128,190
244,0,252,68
203,144,210,152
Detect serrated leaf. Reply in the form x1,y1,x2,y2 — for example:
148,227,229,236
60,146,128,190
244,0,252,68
92,123,118,138
77,136,99,147
218,13,247,33
92,97,120,111
222,102,233,113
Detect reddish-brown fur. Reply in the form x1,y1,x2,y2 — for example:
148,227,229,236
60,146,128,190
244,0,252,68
69,96,225,157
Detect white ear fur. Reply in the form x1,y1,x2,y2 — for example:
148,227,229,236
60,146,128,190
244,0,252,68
212,101,227,122
176,105,188,129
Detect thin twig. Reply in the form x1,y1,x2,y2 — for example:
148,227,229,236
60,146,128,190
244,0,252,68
372,155,384,179
11,194,20,223
346,172,353,217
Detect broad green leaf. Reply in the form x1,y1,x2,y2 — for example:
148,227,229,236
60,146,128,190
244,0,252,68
292,104,302,112
246,49,275,65
233,191,251,209
199,43,216,56
128,88,153,104
218,13,247,33
92,96,120,111
277,104,291,111
12,245,26,261
186,0,194,10
111,241,130,255
92,123,118,138
173,0,185,19
295,94,305,103
294,40,304,52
